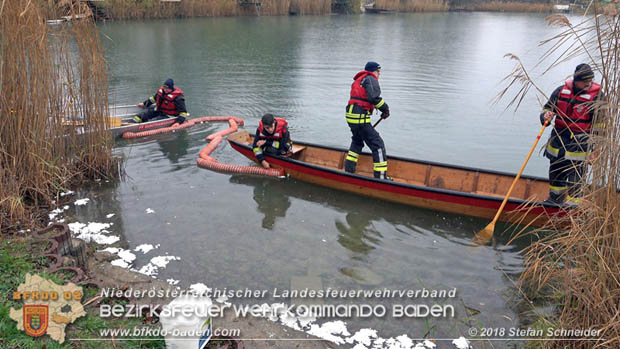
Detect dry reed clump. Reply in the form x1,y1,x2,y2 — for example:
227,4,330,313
471,1,551,13
0,1,118,233
497,6,620,348
375,0,448,12
92,0,331,19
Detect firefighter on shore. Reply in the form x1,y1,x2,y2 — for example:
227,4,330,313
344,61,391,180
541,63,604,205
133,78,189,124
253,113,292,169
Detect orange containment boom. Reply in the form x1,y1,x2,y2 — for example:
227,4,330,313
196,120,284,178
121,116,244,139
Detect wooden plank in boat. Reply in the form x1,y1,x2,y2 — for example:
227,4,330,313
291,144,306,154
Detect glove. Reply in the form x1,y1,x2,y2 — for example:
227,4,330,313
381,109,390,119
176,116,186,124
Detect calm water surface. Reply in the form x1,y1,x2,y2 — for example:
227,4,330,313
72,13,583,341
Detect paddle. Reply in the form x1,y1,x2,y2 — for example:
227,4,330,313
474,120,549,244
373,119,383,128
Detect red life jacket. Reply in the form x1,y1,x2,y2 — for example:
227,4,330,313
258,117,288,140
555,80,600,133
347,71,377,113
156,87,184,116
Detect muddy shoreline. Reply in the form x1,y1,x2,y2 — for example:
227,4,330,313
88,249,335,348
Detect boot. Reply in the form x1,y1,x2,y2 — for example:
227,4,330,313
344,160,357,173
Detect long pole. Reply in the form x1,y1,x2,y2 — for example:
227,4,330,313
474,120,549,243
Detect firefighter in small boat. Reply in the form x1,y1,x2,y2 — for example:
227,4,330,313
540,63,604,205
252,113,292,169
132,78,189,124
344,61,391,180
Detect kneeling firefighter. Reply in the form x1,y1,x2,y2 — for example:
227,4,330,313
252,113,292,169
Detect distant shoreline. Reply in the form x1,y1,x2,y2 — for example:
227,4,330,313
41,0,578,23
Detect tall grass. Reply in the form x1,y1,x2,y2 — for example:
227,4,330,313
374,0,448,12
0,1,117,233
498,4,620,347
92,0,331,20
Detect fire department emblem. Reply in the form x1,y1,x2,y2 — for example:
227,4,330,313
23,305,48,337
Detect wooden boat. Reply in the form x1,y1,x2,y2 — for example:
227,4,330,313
228,131,566,227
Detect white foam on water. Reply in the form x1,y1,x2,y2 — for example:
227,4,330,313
137,263,158,276
189,283,210,296
68,222,119,245
106,213,115,218
117,249,136,263
135,244,156,254
74,198,90,206
216,295,229,304
101,247,120,254
151,255,180,267
307,320,350,345
452,337,470,349
111,259,130,268
346,329,377,346
48,207,67,220
136,255,180,277
145,208,155,214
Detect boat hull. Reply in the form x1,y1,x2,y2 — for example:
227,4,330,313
110,118,177,138
109,105,177,138
228,131,564,227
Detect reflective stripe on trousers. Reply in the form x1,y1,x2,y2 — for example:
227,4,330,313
346,151,359,163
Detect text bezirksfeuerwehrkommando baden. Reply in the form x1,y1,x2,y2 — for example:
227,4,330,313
99,287,457,300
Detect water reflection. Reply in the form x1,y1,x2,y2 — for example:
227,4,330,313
246,176,291,229
156,133,190,165
228,173,531,249
335,212,383,259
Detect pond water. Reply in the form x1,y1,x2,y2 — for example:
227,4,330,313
68,12,585,344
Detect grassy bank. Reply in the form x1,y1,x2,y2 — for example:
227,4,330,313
0,1,119,234
499,6,620,347
0,239,164,348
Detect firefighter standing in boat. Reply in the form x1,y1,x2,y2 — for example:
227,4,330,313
253,113,292,169
132,78,189,124
541,63,603,205
344,61,391,180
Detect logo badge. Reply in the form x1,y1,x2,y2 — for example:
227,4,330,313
198,318,212,349
24,305,48,337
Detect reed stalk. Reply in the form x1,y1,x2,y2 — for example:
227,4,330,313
470,1,551,13
497,3,620,347
375,0,448,12
0,1,117,233
91,0,331,20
